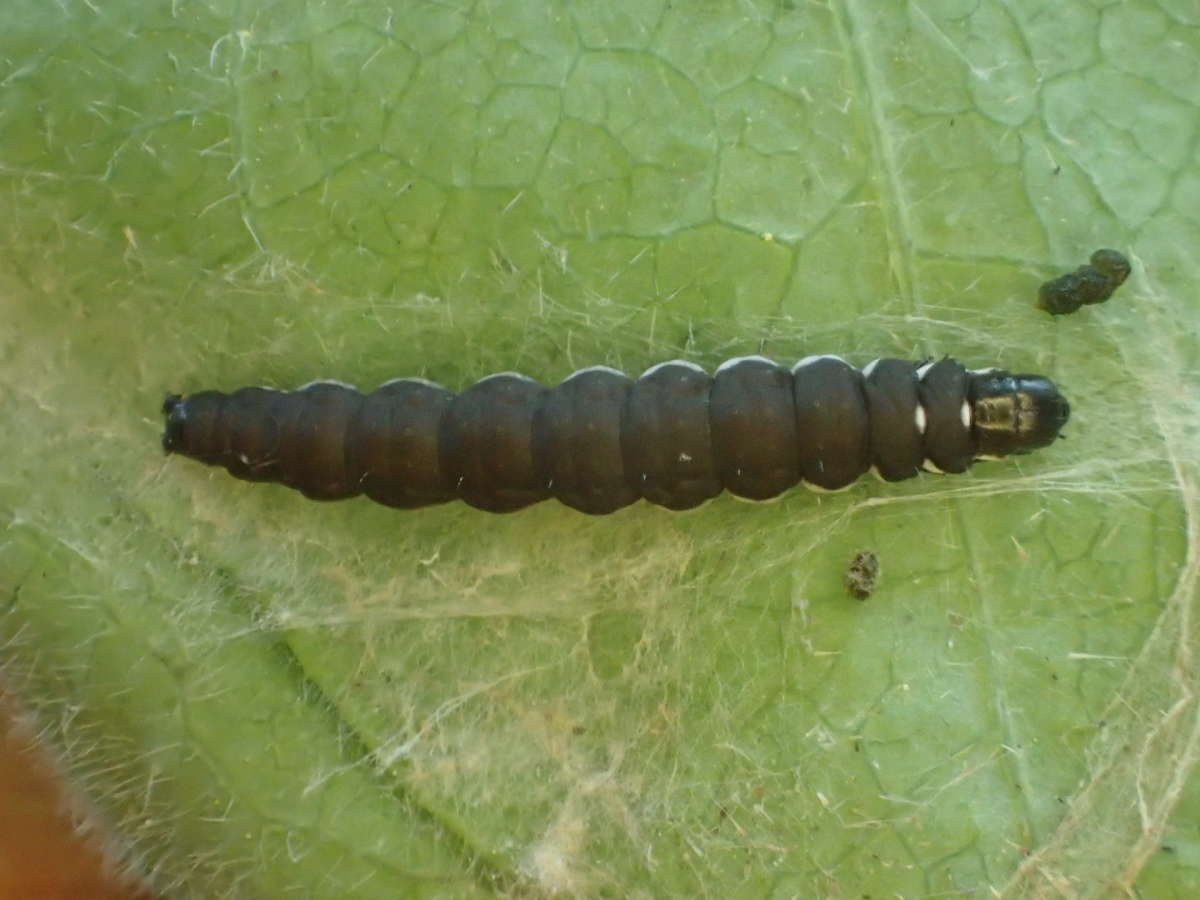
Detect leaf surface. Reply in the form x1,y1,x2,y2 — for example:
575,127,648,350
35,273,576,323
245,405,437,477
1,1,1198,896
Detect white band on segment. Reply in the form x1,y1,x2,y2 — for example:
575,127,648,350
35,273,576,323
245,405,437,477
730,493,785,505
792,354,848,371
563,365,627,382
640,359,706,378
715,354,777,373
297,378,359,391
476,371,541,385
960,400,972,428
860,358,882,378
916,362,935,380
801,479,855,494
378,376,446,390
914,403,927,435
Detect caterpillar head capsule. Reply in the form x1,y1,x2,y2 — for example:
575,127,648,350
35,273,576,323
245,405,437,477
969,372,1070,457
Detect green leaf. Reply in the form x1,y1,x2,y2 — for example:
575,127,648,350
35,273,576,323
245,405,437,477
2,1,1198,896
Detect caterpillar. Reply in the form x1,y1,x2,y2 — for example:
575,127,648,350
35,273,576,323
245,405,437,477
162,356,1070,515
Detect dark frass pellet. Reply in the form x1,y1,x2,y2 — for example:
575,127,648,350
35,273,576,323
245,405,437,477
845,551,881,600
1037,249,1131,316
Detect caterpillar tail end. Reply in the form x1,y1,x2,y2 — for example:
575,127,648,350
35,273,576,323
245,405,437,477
162,394,185,454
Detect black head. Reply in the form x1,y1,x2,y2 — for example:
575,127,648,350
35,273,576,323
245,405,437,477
969,372,1070,457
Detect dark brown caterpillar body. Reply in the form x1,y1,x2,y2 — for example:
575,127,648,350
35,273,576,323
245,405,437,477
162,356,1069,514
